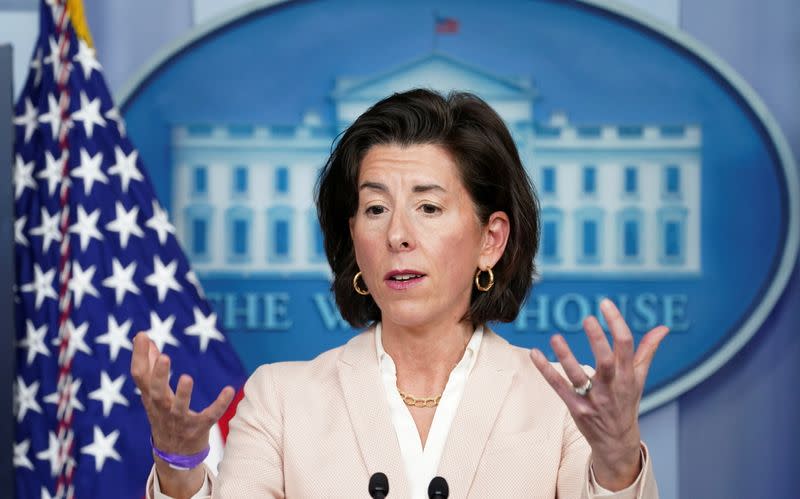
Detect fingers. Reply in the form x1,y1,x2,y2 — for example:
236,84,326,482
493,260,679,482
633,325,670,381
131,332,153,394
599,299,635,370
173,375,194,415
200,386,236,424
582,315,615,382
132,330,233,457
147,339,160,369
536,299,667,391
550,334,592,387
149,353,173,410
529,348,585,408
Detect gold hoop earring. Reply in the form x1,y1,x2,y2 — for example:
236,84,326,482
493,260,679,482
353,271,370,296
475,267,494,292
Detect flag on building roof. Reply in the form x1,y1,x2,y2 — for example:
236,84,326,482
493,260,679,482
435,15,460,34
12,1,247,497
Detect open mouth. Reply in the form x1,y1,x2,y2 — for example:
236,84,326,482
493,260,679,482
389,273,424,281
384,270,426,289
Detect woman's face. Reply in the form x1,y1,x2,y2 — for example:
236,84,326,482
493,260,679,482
350,143,504,330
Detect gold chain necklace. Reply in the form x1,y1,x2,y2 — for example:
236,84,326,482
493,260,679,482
394,333,470,409
398,389,442,408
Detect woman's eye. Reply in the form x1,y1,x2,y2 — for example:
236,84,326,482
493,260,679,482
421,204,441,215
366,205,385,216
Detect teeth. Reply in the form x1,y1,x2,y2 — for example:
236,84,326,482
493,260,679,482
391,274,421,281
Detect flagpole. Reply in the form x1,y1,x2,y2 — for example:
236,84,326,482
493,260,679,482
0,42,16,499
432,11,438,52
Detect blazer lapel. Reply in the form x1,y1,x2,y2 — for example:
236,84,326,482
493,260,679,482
337,329,410,498
437,330,514,498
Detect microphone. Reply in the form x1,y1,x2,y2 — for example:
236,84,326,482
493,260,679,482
368,472,389,498
428,476,449,498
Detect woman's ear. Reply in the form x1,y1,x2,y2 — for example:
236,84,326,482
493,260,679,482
480,211,510,268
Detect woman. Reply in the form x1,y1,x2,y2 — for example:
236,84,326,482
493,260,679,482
131,89,667,498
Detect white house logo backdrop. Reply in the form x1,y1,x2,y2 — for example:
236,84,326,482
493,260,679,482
120,0,797,411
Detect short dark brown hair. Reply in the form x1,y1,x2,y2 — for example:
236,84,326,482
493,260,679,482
315,89,540,328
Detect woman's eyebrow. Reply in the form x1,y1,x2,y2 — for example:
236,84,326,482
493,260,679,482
412,184,445,193
359,181,387,192
358,182,445,193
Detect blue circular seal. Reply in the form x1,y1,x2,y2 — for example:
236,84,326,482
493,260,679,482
120,0,798,412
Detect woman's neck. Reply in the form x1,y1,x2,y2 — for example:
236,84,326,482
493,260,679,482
380,319,474,396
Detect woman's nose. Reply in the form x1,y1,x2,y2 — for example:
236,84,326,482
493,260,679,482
386,210,414,251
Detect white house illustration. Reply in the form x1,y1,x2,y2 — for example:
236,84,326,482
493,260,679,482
171,53,701,278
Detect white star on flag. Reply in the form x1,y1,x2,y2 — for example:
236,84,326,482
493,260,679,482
13,97,38,143
145,256,183,302
18,319,50,366
69,205,104,251
108,146,143,192
80,426,122,472
95,316,133,362
73,38,102,79
105,106,126,136
15,377,43,422
145,311,180,351
71,148,107,195
101,258,140,305
71,91,106,138
106,202,144,248
20,263,58,310
14,154,37,200
51,319,93,361
185,307,225,352
145,200,176,245
89,372,129,417
68,262,100,307
14,215,28,247
29,206,61,252
37,150,68,196
43,377,85,413
13,439,34,470
35,431,62,477
37,93,63,140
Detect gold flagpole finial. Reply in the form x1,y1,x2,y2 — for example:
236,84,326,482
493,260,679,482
66,0,95,48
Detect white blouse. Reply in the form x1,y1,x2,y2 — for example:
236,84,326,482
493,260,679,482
375,323,483,499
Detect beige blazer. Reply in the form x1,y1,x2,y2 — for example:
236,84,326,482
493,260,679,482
152,328,657,498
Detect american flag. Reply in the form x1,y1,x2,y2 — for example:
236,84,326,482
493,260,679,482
12,1,246,497
435,16,460,34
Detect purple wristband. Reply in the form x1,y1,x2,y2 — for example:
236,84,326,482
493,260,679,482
150,436,210,471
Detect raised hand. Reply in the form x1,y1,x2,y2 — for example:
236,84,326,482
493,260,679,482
529,299,668,491
131,332,235,496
